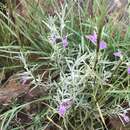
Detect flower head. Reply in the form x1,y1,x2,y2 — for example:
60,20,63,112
58,98,73,117
119,112,130,123
85,31,97,44
19,72,32,85
62,36,68,48
85,32,107,49
127,66,130,75
58,105,66,117
100,40,107,49
113,51,122,58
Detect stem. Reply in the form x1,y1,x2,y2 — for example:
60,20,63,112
93,95,108,130
87,0,94,17
93,2,107,70
7,0,15,23
93,20,104,70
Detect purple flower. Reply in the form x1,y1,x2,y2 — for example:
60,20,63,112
19,72,32,85
99,40,107,49
127,66,130,75
85,32,107,49
113,51,122,58
58,106,66,117
62,36,68,48
120,113,130,123
58,98,73,117
85,31,97,44
21,76,28,85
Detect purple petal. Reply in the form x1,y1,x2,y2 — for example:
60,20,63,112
61,99,73,109
58,105,67,117
99,41,107,49
120,113,130,123
113,51,122,58
124,115,130,122
58,98,73,117
21,78,27,85
62,36,68,48
20,75,29,85
127,67,130,75
85,32,97,44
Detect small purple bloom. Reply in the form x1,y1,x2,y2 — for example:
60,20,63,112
85,32,107,49
127,66,130,75
120,113,130,123
100,41,107,49
85,31,97,44
21,76,28,85
58,106,66,117
62,36,68,48
19,72,32,85
58,98,73,117
123,115,130,123
113,51,122,58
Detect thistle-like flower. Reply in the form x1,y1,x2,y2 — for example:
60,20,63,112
119,112,130,123
58,98,73,117
127,66,130,75
113,51,122,58
62,36,68,48
19,72,32,85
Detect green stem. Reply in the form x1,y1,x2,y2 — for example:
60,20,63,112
93,19,104,70
93,1,107,70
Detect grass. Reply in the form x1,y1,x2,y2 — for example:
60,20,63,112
0,0,130,130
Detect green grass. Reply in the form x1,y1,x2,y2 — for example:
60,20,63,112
0,0,130,130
